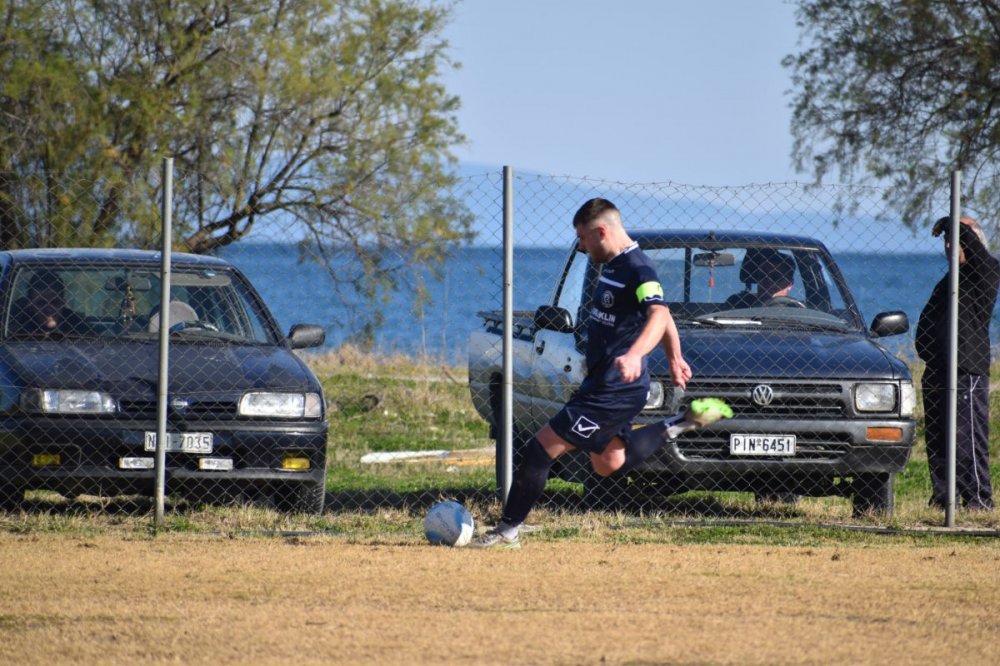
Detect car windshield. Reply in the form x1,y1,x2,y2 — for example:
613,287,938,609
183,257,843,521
643,244,864,331
4,265,278,343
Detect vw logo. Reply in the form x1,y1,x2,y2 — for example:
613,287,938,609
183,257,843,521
751,384,775,406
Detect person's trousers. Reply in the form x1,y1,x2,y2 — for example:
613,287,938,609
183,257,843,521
922,371,994,509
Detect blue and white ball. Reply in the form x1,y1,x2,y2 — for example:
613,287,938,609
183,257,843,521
423,500,475,547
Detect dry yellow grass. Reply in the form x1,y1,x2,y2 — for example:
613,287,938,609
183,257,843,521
1,533,997,665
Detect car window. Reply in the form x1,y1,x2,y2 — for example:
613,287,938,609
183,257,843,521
4,266,278,343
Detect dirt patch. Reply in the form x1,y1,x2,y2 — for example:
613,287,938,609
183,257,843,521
1,534,997,665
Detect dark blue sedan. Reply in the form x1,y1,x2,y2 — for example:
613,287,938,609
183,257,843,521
0,248,328,513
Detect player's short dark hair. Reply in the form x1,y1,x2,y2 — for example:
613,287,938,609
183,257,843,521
572,198,619,228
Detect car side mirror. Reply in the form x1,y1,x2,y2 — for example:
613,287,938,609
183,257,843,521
870,310,909,338
288,323,325,349
534,305,574,333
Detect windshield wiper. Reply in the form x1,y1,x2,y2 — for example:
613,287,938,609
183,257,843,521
691,315,762,327
753,317,853,333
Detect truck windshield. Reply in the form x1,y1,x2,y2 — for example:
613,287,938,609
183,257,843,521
646,246,862,330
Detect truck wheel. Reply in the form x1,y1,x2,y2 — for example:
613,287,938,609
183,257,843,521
852,472,894,518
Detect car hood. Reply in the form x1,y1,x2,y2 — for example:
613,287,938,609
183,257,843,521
0,340,320,399
654,328,908,380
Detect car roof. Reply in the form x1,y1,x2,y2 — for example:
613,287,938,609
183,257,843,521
629,229,830,252
0,248,232,269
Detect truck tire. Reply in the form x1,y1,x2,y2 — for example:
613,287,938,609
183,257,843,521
852,472,894,518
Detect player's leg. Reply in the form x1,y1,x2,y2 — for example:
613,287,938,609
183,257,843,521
469,425,573,549
596,398,734,478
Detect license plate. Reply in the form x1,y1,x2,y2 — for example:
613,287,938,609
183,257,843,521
144,431,213,454
730,434,796,456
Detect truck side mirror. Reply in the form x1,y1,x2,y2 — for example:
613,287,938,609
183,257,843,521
534,305,574,333
869,311,909,338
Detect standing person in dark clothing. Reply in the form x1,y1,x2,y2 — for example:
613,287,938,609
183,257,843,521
916,216,1000,511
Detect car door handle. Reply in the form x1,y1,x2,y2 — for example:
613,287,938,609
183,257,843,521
535,339,545,354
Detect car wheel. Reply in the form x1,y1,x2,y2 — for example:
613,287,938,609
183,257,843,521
0,482,23,511
276,474,327,515
852,472,894,518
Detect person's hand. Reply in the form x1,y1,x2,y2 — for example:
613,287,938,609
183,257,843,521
932,216,980,237
670,357,692,391
614,351,644,383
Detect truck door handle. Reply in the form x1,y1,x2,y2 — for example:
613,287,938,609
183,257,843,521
535,339,545,354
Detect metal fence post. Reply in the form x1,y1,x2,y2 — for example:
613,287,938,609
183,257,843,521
501,166,514,503
945,170,961,527
154,158,174,526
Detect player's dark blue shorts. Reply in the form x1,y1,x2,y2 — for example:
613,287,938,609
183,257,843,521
548,381,648,454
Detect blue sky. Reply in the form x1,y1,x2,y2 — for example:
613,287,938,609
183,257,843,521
441,0,801,185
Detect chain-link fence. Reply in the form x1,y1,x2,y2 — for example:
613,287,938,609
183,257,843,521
466,171,998,527
0,168,996,529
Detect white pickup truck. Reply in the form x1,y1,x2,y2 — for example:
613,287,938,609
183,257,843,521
469,230,916,516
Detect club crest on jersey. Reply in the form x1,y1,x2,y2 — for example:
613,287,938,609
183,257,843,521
601,289,614,308
571,415,600,439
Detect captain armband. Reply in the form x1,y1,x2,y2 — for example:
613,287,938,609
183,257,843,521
636,281,664,304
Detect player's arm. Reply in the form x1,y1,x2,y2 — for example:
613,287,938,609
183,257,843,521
614,303,671,384
658,305,692,390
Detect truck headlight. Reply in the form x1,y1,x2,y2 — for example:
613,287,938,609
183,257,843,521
854,383,896,412
900,381,916,417
239,392,322,418
644,381,664,410
22,389,117,414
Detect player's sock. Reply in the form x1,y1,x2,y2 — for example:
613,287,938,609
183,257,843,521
499,437,553,528
614,420,669,476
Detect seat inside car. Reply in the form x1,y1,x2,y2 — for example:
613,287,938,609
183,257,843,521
148,301,198,332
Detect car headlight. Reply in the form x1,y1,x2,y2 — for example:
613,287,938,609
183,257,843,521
239,392,322,418
644,381,664,410
22,389,117,414
854,383,897,413
900,381,916,417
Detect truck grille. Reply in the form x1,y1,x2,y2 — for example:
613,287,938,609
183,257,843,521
682,380,846,419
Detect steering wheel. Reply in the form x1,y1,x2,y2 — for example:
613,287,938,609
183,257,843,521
766,295,806,308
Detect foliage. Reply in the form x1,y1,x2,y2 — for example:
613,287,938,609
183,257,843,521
784,1,1000,230
0,0,471,333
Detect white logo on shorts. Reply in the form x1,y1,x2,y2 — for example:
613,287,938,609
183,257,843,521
571,415,600,439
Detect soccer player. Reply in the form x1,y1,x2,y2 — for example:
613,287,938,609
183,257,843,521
470,198,693,548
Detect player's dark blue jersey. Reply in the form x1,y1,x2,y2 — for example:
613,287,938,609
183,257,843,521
584,243,664,387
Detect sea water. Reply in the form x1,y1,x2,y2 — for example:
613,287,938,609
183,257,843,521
220,244,990,365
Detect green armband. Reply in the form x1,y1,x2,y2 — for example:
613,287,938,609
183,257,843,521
636,281,664,303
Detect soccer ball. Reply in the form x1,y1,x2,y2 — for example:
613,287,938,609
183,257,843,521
423,500,475,547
